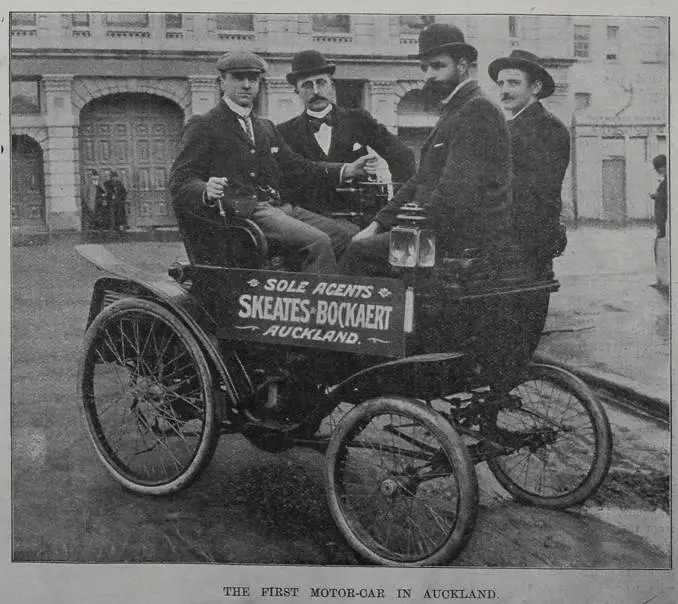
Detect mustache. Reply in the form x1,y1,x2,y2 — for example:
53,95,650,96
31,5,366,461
310,95,327,103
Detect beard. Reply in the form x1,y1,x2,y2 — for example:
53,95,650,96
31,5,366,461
422,75,460,107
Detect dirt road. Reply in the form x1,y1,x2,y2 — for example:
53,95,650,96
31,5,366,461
11,238,669,567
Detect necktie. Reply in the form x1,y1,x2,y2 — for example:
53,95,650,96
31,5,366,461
308,111,335,133
239,116,255,143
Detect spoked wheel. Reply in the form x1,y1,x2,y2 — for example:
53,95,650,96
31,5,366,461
487,363,613,508
79,298,219,495
325,397,478,566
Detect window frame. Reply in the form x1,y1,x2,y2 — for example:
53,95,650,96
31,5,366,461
11,79,42,115
104,13,150,28
164,13,183,30
573,24,592,59
215,13,254,32
605,25,620,61
312,14,351,34
640,25,661,63
11,13,37,27
71,12,90,28
399,15,435,35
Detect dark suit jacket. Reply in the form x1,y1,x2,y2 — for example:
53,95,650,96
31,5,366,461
375,81,513,255
654,177,668,238
509,101,571,249
169,100,342,217
277,106,416,213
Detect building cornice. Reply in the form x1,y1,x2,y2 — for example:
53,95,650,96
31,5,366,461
10,47,424,66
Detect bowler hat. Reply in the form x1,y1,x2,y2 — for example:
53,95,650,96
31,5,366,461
286,50,336,86
415,23,478,62
216,50,268,74
488,50,555,99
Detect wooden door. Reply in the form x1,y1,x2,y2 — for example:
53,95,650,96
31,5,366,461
11,135,46,231
80,93,183,227
602,157,627,223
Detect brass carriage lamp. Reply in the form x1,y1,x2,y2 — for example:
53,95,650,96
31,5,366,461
388,202,436,268
389,202,436,333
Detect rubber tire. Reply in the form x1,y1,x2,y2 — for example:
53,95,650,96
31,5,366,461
487,363,613,509
325,396,478,567
79,297,219,496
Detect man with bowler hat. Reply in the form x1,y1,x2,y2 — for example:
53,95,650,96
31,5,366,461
277,50,415,218
169,50,376,274
340,22,513,277
488,49,570,266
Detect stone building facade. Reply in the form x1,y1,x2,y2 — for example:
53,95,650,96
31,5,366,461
10,12,668,234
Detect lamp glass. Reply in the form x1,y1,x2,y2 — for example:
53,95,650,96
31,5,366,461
418,229,436,267
389,226,420,267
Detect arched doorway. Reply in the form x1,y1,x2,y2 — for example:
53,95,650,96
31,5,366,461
79,93,184,228
11,135,46,231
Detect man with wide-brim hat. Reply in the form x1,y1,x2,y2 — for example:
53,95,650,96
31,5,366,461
488,48,571,351
341,22,514,283
488,49,555,108
488,49,570,264
169,50,377,274
277,50,415,220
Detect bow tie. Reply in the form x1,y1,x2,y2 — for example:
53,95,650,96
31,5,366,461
307,112,335,133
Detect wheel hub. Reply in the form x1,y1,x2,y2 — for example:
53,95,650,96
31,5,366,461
380,478,399,497
133,378,165,403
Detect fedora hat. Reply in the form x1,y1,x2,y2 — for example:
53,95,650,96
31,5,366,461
415,23,478,62
286,50,336,86
488,50,555,99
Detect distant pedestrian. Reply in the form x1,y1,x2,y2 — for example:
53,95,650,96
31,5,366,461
651,154,668,289
651,154,667,238
84,170,107,232
103,171,128,231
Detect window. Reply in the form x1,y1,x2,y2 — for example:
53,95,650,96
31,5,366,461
574,92,591,111
164,13,182,29
606,26,619,60
399,15,435,34
508,16,518,38
71,13,89,27
312,14,350,34
216,14,254,31
573,24,591,58
105,13,149,27
641,26,661,63
11,80,40,114
11,13,36,26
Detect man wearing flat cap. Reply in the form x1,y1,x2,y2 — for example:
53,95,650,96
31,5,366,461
169,50,376,274
277,50,415,218
341,22,513,276
489,49,571,265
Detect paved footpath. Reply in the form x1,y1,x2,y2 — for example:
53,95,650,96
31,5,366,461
536,224,670,407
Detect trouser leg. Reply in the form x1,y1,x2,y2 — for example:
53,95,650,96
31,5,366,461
339,232,392,277
252,202,338,274
289,205,358,260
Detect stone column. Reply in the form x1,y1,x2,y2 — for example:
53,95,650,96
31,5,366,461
187,75,219,119
265,78,299,123
43,74,79,231
365,80,399,133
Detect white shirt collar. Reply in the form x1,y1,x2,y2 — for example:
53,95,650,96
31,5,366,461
508,100,540,121
306,104,334,119
223,94,252,119
441,79,476,106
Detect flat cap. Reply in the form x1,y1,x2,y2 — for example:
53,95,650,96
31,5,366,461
216,51,267,73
